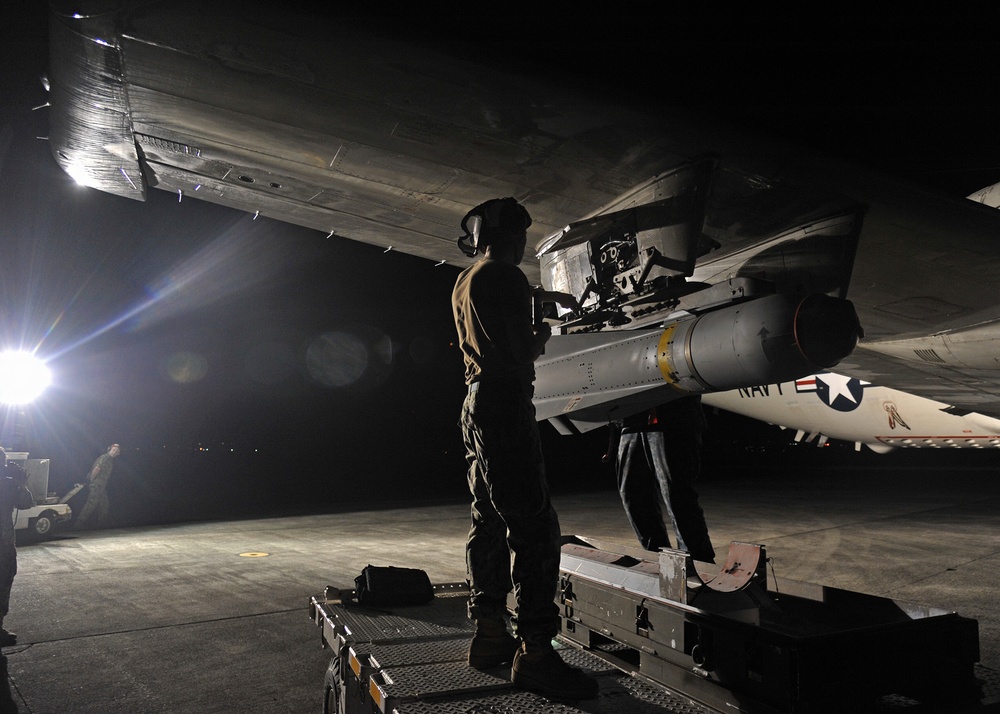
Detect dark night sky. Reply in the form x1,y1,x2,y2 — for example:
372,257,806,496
1,6,999,523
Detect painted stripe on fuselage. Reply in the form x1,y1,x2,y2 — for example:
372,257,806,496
656,324,678,384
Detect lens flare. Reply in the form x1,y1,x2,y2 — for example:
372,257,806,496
163,351,209,384
305,332,367,387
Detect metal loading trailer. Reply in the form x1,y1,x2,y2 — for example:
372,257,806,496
309,537,1000,713
309,584,715,714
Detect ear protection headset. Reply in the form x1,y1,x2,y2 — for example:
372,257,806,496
457,197,531,257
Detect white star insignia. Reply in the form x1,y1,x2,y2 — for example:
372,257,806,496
818,373,858,406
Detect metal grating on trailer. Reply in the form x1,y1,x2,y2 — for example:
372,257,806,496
391,676,719,714
377,660,512,699
331,601,473,644
366,637,471,669
550,642,620,675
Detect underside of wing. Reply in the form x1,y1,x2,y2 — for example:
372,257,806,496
45,3,1000,422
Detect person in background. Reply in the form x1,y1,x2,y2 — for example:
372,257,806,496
76,443,120,529
0,458,34,646
614,396,716,566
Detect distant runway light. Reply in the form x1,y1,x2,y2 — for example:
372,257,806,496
0,351,51,404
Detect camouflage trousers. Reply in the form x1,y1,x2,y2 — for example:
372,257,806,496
461,379,560,646
77,484,111,528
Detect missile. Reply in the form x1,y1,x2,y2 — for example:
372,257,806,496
534,293,861,433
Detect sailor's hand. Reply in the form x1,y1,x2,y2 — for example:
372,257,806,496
532,322,552,361
554,293,581,313
534,289,580,314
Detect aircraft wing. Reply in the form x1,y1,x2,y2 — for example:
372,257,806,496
45,5,1000,422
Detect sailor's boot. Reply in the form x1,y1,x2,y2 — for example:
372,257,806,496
467,617,519,669
511,639,599,699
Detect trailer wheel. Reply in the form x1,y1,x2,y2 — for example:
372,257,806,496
323,655,343,714
31,511,56,538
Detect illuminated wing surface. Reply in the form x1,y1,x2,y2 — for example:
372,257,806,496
46,4,1000,437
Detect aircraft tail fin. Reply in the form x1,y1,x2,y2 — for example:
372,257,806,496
968,181,1000,208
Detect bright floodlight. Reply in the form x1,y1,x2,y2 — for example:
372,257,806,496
0,351,52,404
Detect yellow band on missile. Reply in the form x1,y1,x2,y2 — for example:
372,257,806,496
657,324,678,384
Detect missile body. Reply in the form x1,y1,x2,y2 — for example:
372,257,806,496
534,293,860,432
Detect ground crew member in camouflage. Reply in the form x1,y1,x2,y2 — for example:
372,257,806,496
0,459,34,646
76,443,120,529
452,197,598,700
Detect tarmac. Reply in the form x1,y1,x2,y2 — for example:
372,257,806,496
2,464,1000,712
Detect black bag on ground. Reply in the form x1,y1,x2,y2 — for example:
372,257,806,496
354,565,434,607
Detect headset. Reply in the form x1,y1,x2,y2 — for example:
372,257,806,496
457,197,531,257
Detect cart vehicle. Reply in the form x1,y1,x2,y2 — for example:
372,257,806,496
5,451,73,539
